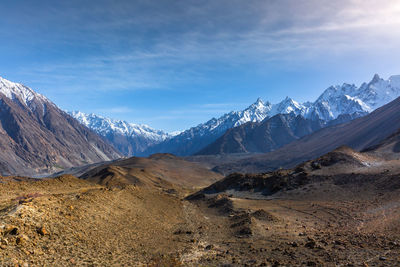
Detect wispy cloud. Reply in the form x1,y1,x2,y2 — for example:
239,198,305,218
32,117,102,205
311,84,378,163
13,0,400,94
2,0,400,131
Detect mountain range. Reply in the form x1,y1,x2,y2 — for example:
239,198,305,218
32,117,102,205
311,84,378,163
0,76,121,175
68,74,400,157
4,75,400,266
0,73,399,175
210,95,400,175
141,74,400,156
69,111,174,156
196,112,362,155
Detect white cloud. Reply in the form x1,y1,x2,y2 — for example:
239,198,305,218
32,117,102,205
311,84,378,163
10,1,400,105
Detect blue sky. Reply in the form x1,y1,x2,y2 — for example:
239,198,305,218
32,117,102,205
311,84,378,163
1,0,400,132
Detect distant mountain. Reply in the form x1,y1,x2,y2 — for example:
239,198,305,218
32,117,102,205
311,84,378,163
69,111,174,156
0,76,121,175
143,98,275,156
212,96,400,175
196,112,363,155
144,74,399,156
198,111,368,155
307,74,400,120
197,113,325,155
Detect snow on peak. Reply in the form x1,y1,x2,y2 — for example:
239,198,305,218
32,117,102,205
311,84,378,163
170,73,400,141
270,96,305,116
169,130,182,137
0,76,48,106
229,98,272,127
307,74,400,120
253,97,264,106
357,73,400,110
69,111,171,142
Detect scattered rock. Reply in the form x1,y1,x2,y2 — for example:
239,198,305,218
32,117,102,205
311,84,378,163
334,240,345,245
4,225,18,236
173,229,192,235
237,227,252,237
305,240,316,249
37,226,48,236
205,244,214,250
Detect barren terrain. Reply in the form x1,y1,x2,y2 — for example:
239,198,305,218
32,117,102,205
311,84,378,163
0,149,400,266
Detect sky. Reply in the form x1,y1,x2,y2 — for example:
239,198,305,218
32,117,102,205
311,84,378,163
0,0,400,132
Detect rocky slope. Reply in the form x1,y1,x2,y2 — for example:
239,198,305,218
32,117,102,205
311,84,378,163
0,76,121,175
69,111,172,156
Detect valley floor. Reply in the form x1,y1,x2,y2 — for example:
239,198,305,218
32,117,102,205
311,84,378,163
0,174,399,266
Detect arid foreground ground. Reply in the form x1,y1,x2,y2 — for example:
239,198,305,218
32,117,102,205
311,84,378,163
0,150,400,266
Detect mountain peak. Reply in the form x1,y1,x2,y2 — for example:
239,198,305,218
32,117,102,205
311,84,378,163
0,75,48,106
140,73,400,157
246,97,271,113
251,97,265,107
282,96,294,103
0,76,121,175
370,73,382,84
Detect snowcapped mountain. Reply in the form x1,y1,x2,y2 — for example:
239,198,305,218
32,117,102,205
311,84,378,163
0,76,121,175
66,73,400,157
0,76,54,112
69,111,173,156
143,74,400,156
305,74,400,120
187,98,271,138
70,111,170,142
269,97,306,117
238,74,400,122
196,113,326,155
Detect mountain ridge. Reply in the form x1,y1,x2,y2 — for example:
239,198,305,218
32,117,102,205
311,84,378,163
69,111,175,156
142,74,399,156
196,112,364,155
196,113,325,155
210,96,400,174
0,76,122,175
